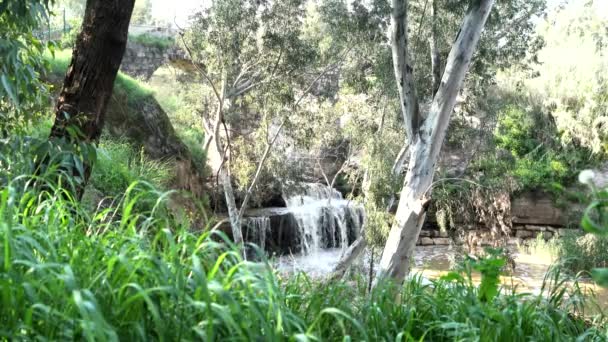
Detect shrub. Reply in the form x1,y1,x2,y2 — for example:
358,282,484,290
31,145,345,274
0,146,606,340
90,138,171,197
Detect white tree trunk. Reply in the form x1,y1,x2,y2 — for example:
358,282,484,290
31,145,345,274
429,0,441,95
391,0,420,143
330,235,367,279
376,0,495,283
219,166,243,245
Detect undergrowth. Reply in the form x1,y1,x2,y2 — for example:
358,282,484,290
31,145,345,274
1,138,607,340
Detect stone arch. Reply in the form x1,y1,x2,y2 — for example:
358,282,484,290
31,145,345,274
120,39,194,80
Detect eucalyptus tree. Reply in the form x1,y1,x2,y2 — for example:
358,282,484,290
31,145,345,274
324,0,545,280
184,0,319,244
0,0,54,134
374,0,496,282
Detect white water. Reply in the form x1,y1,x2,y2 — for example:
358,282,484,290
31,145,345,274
245,217,270,251
282,183,365,255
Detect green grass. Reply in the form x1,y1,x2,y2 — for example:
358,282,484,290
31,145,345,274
90,138,172,197
1,144,607,340
46,50,154,103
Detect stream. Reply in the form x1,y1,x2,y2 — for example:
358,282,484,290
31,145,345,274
276,245,608,312
257,182,608,310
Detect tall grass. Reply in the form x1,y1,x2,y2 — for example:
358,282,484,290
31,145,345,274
90,138,172,197
1,145,607,340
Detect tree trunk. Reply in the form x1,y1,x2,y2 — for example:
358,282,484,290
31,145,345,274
376,0,495,283
429,0,441,95
49,0,136,198
391,0,420,143
211,97,244,246
330,235,367,279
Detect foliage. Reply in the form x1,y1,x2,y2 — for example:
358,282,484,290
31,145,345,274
526,1,608,154
131,0,153,25
129,33,174,50
0,0,54,133
0,146,605,340
90,138,171,197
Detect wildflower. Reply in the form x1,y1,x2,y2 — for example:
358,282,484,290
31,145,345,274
578,169,596,186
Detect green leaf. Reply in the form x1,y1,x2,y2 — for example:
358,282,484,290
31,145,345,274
592,268,608,287
1,74,18,105
581,201,608,235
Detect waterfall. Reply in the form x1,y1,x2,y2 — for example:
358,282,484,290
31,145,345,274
245,216,270,251
283,183,365,255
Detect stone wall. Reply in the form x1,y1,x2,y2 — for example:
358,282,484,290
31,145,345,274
120,41,190,80
416,190,582,246
416,224,578,246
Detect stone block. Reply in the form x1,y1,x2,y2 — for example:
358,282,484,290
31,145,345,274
525,225,547,232
542,231,554,240
557,228,578,236
512,192,566,226
433,238,451,245
515,230,535,239
419,230,431,237
419,237,434,246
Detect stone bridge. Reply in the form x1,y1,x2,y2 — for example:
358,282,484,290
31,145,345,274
120,27,194,79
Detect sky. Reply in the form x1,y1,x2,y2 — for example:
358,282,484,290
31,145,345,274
149,0,608,27
150,0,202,27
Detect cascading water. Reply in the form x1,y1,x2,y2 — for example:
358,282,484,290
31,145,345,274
245,216,270,251
282,183,365,255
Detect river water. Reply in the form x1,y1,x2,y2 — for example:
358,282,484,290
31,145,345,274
276,245,608,309
272,182,608,310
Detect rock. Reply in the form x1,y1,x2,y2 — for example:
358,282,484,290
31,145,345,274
512,191,565,226
557,228,579,236
525,225,547,232
507,238,521,245
542,231,554,240
433,238,451,245
105,89,204,196
419,237,434,246
419,230,431,237
515,230,535,239
429,230,441,237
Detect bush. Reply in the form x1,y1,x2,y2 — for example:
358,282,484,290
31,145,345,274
558,232,608,273
0,147,606,340
90,138,171,197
